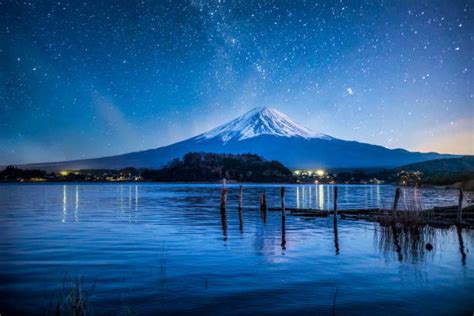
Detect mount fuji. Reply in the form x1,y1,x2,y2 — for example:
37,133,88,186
23,107,457,171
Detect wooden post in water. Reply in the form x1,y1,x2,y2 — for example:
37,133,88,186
220,178,227,211
220,178,228,240
392,187,401,211
238,185,243,210
457,188,464,224
333,186,338,221
281,186,286,249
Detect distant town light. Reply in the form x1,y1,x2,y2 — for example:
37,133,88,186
59,170,69,176
316,169,325,177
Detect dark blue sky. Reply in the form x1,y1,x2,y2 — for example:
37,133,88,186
1,0,472,164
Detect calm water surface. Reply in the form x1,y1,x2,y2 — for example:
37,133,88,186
0,183,473,315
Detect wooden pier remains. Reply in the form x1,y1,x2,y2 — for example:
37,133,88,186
218,185,473,234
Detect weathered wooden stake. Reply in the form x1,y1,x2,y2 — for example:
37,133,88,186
220,179,227,211
333,186,338,220
392,187,401,211
220,178,228,240
457,188,464,224
238,185,243,210
281,187,286,249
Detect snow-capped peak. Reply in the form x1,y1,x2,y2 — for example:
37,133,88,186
197,107,332,144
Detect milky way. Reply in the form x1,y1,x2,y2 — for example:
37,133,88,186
0,0,472,164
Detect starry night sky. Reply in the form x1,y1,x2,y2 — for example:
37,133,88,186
1,0,473,164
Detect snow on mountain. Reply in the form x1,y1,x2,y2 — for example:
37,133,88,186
196,107,332,144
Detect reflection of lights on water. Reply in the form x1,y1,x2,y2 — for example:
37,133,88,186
402,188,407,210
314,184,318,209
62,185,67,223
309,185,312,209
120,185,124,210
365,186,369,209
75,185,79,222
318,185,324,210
129,186,132,208
296,187,300,209
376,185,381,208
344,186,349,207
326,186,330,210
135,185,138,210
414,187,420,210
302,186,305,209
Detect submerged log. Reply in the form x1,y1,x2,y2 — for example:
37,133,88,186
290,211,330,217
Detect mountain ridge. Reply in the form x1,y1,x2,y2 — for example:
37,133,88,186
17,107,459,171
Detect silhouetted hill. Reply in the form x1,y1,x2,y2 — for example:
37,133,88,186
399,156,474,174
141,152,293,182
398,156,474,188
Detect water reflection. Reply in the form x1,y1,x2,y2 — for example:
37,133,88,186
292,184,464,211
318,185,324,210
456,226,467,266
128,185,139,222
333,220,340,255
62,185,67,223
238,207,243,233
128,185,132,208
281,211,286,251
308,186,312,209
135,185,138,210
75,185,79,222
1,183,473,315
220,208,227,241
296,187,300,209
376,185,380,208
375,225,437,263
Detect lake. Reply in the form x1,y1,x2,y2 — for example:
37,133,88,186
0,183,473,315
